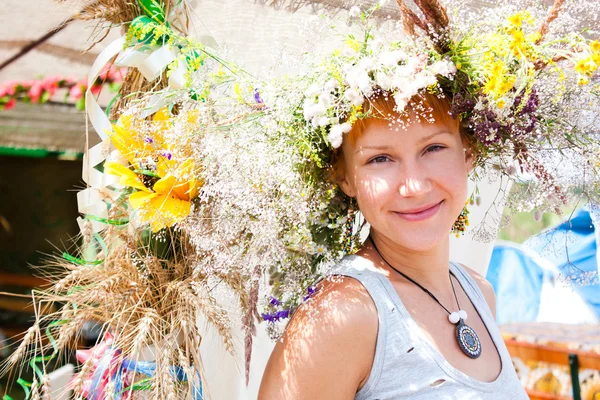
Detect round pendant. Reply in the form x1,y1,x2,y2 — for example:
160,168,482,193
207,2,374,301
455,319,482,359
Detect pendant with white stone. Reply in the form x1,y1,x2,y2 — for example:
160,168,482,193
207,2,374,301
455,318,482,359
448,309,467,324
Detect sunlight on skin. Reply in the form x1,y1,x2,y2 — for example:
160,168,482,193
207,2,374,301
259,277,377,399
399,177,431,197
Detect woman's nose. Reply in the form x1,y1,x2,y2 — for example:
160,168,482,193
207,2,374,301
398,176,432,197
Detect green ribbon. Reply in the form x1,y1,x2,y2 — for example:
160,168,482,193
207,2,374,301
62,252,103,266
85,214,129,226
137,0,166,24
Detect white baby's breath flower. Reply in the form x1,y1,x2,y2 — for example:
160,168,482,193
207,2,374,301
319,93,332,108
395,65,414,78
431,60,457,77
379,50,407,67
375,72,393,91
393,92,409,112
304,101,326,122
324,79,338,93
344,88,364,107
416,72,438,88
327,123,352,148
358,58,375,72
349,6,361,18
407,56,423,71
318,116,331,127
305,83,321,97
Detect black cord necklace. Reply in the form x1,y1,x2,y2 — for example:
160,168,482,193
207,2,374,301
369,237,482,359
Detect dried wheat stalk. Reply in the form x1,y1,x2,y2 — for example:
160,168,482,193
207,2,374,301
536,0,566,44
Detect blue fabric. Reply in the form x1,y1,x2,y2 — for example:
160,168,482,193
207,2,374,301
487,209,600,322
526,209,600,317
486,244,546,324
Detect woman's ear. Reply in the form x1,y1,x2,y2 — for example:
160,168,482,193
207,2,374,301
464,146,475,174
337,168,356,198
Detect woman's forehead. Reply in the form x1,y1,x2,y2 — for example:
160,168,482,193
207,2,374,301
354,118,459,145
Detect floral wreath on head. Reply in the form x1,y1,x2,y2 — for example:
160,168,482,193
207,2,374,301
258,0,600,252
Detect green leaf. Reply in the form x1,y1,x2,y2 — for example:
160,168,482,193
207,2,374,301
75,96,85,111
40,90,51,103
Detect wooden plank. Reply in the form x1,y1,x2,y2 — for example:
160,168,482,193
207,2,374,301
0,273,49,288
505,339,600,371
526,388,571,400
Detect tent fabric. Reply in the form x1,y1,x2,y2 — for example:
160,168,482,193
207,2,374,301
487,209,600,324
487,242,548,324
525,209,600,316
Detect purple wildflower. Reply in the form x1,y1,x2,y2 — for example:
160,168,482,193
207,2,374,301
269,296,280,306
144,136,154,144
261,309,290,322
303,286,317,302
162,152,172,160
254,88,263,104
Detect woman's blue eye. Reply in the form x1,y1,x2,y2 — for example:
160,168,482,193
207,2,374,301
368,155,390,164
426,145,446,153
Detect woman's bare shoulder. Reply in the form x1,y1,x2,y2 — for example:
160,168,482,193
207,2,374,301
258,276,378,400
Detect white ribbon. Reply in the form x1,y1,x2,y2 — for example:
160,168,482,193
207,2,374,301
81,36,183,233
80,29,217,233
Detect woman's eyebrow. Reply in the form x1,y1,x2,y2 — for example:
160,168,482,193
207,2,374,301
354,131,452,154
354,145,391,154
417,131,453,144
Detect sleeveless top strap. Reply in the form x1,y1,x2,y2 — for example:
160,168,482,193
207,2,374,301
449,261,494,320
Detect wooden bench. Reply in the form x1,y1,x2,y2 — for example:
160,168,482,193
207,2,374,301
505,339,600,400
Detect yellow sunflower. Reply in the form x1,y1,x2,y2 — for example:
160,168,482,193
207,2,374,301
105,158,201,232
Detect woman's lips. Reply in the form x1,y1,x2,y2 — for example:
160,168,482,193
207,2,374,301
394,201,443,222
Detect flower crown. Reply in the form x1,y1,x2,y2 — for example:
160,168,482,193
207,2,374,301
277,1,600,199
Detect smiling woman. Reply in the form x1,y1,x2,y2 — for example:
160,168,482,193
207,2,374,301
259,90,527,399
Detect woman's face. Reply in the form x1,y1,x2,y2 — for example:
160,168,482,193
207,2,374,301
338,116,473,252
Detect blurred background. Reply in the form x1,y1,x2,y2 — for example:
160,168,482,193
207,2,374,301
0,0,599,399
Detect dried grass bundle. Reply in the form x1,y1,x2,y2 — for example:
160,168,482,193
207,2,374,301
396,0,450,53
55,0,141,24
2,225,234,398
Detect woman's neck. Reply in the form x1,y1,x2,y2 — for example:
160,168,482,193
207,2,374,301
359,230,451,292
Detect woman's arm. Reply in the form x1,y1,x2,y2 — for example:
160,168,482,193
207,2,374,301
258,277,378,400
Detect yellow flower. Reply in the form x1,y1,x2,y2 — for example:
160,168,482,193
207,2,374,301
102,108,202,232
345,37,361,52
103,161,151,193
506,11,533,29
107,109,170,166
590,40,600,53
496,99,506,109
578,76,590,85
507,13,524,27
128,159,202,232
509,29,526,56
498,76,516,95
575,57,597,75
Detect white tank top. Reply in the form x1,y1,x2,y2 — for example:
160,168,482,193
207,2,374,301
329,255,528,399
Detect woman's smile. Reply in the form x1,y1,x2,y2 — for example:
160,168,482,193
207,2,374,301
393,200,444,222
